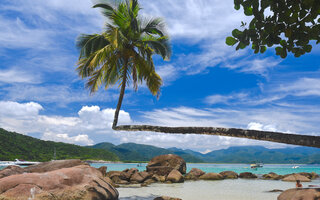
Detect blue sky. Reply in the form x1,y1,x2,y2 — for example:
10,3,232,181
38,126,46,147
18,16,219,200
0,0,319,152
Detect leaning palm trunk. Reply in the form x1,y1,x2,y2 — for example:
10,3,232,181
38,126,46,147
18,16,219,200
113,125,320,148
112,62,128,129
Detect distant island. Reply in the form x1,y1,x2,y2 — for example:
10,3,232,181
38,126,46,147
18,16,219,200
1,128,320,164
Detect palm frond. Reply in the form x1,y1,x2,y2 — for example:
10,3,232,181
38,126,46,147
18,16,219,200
93,2,115,18
76,34,110,59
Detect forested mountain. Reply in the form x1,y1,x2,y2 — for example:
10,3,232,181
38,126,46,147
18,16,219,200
90,142,204,162
0,128,119,162
1,127,319,164
92,143,320,164
173,146,320,164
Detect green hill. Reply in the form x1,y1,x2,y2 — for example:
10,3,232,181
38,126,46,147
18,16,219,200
90,142,203,163
0,128,119,162
200,146,320,164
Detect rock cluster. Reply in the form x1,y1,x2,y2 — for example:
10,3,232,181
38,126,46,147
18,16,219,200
0,160,118,200
262,172,283,180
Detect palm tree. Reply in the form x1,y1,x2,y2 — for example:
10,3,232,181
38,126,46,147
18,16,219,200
76,0,171,129
77,0,320,148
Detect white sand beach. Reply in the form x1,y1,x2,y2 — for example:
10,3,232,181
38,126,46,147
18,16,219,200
118,179,320,200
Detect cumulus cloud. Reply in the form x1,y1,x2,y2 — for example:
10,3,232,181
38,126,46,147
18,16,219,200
0,101,131,146
42,131,94,146
0,101,43,119
247,122,278,132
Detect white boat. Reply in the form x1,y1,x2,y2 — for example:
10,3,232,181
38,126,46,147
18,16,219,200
13,159,39,166
292,166,300,169
250,163,263,169
0,161,18,167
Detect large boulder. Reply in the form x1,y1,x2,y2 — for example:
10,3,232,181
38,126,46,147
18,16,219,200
0,166,24,179
130,172,146,183
311,172,319,179
278,188,320,200
185,168,205,180
199,173,223,180
152,174,166,182
220,171,238,179
24,159,88,173
120,168,139,181
0,165,118,200
262,172,283,180
282,174,311,182
239,172,257,179
297,172,319,180
98,166,107,177
147,154,186,176
167,169,184,183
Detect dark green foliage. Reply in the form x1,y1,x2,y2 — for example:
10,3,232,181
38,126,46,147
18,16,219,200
90,142,204,163
227,0,320,58
0,128,119,162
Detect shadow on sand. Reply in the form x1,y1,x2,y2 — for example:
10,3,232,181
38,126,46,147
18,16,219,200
119,195,157,200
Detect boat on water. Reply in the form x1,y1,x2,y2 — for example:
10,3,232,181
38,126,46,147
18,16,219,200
292,165,300,169
0,159,39,167
250,162,263,169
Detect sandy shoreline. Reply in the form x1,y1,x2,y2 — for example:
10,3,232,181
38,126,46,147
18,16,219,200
118,179,320,200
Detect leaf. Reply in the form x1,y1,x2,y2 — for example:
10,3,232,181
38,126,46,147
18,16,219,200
226,37,238,46
260,46,267,53
280,40,287,47
275,47,283,55
304,45,312,52
244,7,253,16
232,29,243,38
236,42,246,50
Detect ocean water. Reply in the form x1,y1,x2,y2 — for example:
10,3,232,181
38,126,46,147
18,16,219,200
91,163,320,175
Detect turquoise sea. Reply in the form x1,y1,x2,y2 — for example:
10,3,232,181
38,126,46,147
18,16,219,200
90,163,320,175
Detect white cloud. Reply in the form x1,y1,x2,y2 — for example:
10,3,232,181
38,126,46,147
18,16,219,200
156,65,179,86
276,78,320,97
0,101,43,119
0,101,131,146
2,85,119,106
0,16,54,49
205,93,248,105
42,131,94,146
247,122,278,132
140,0,247,40
225,57,282,76
0,68,40,84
